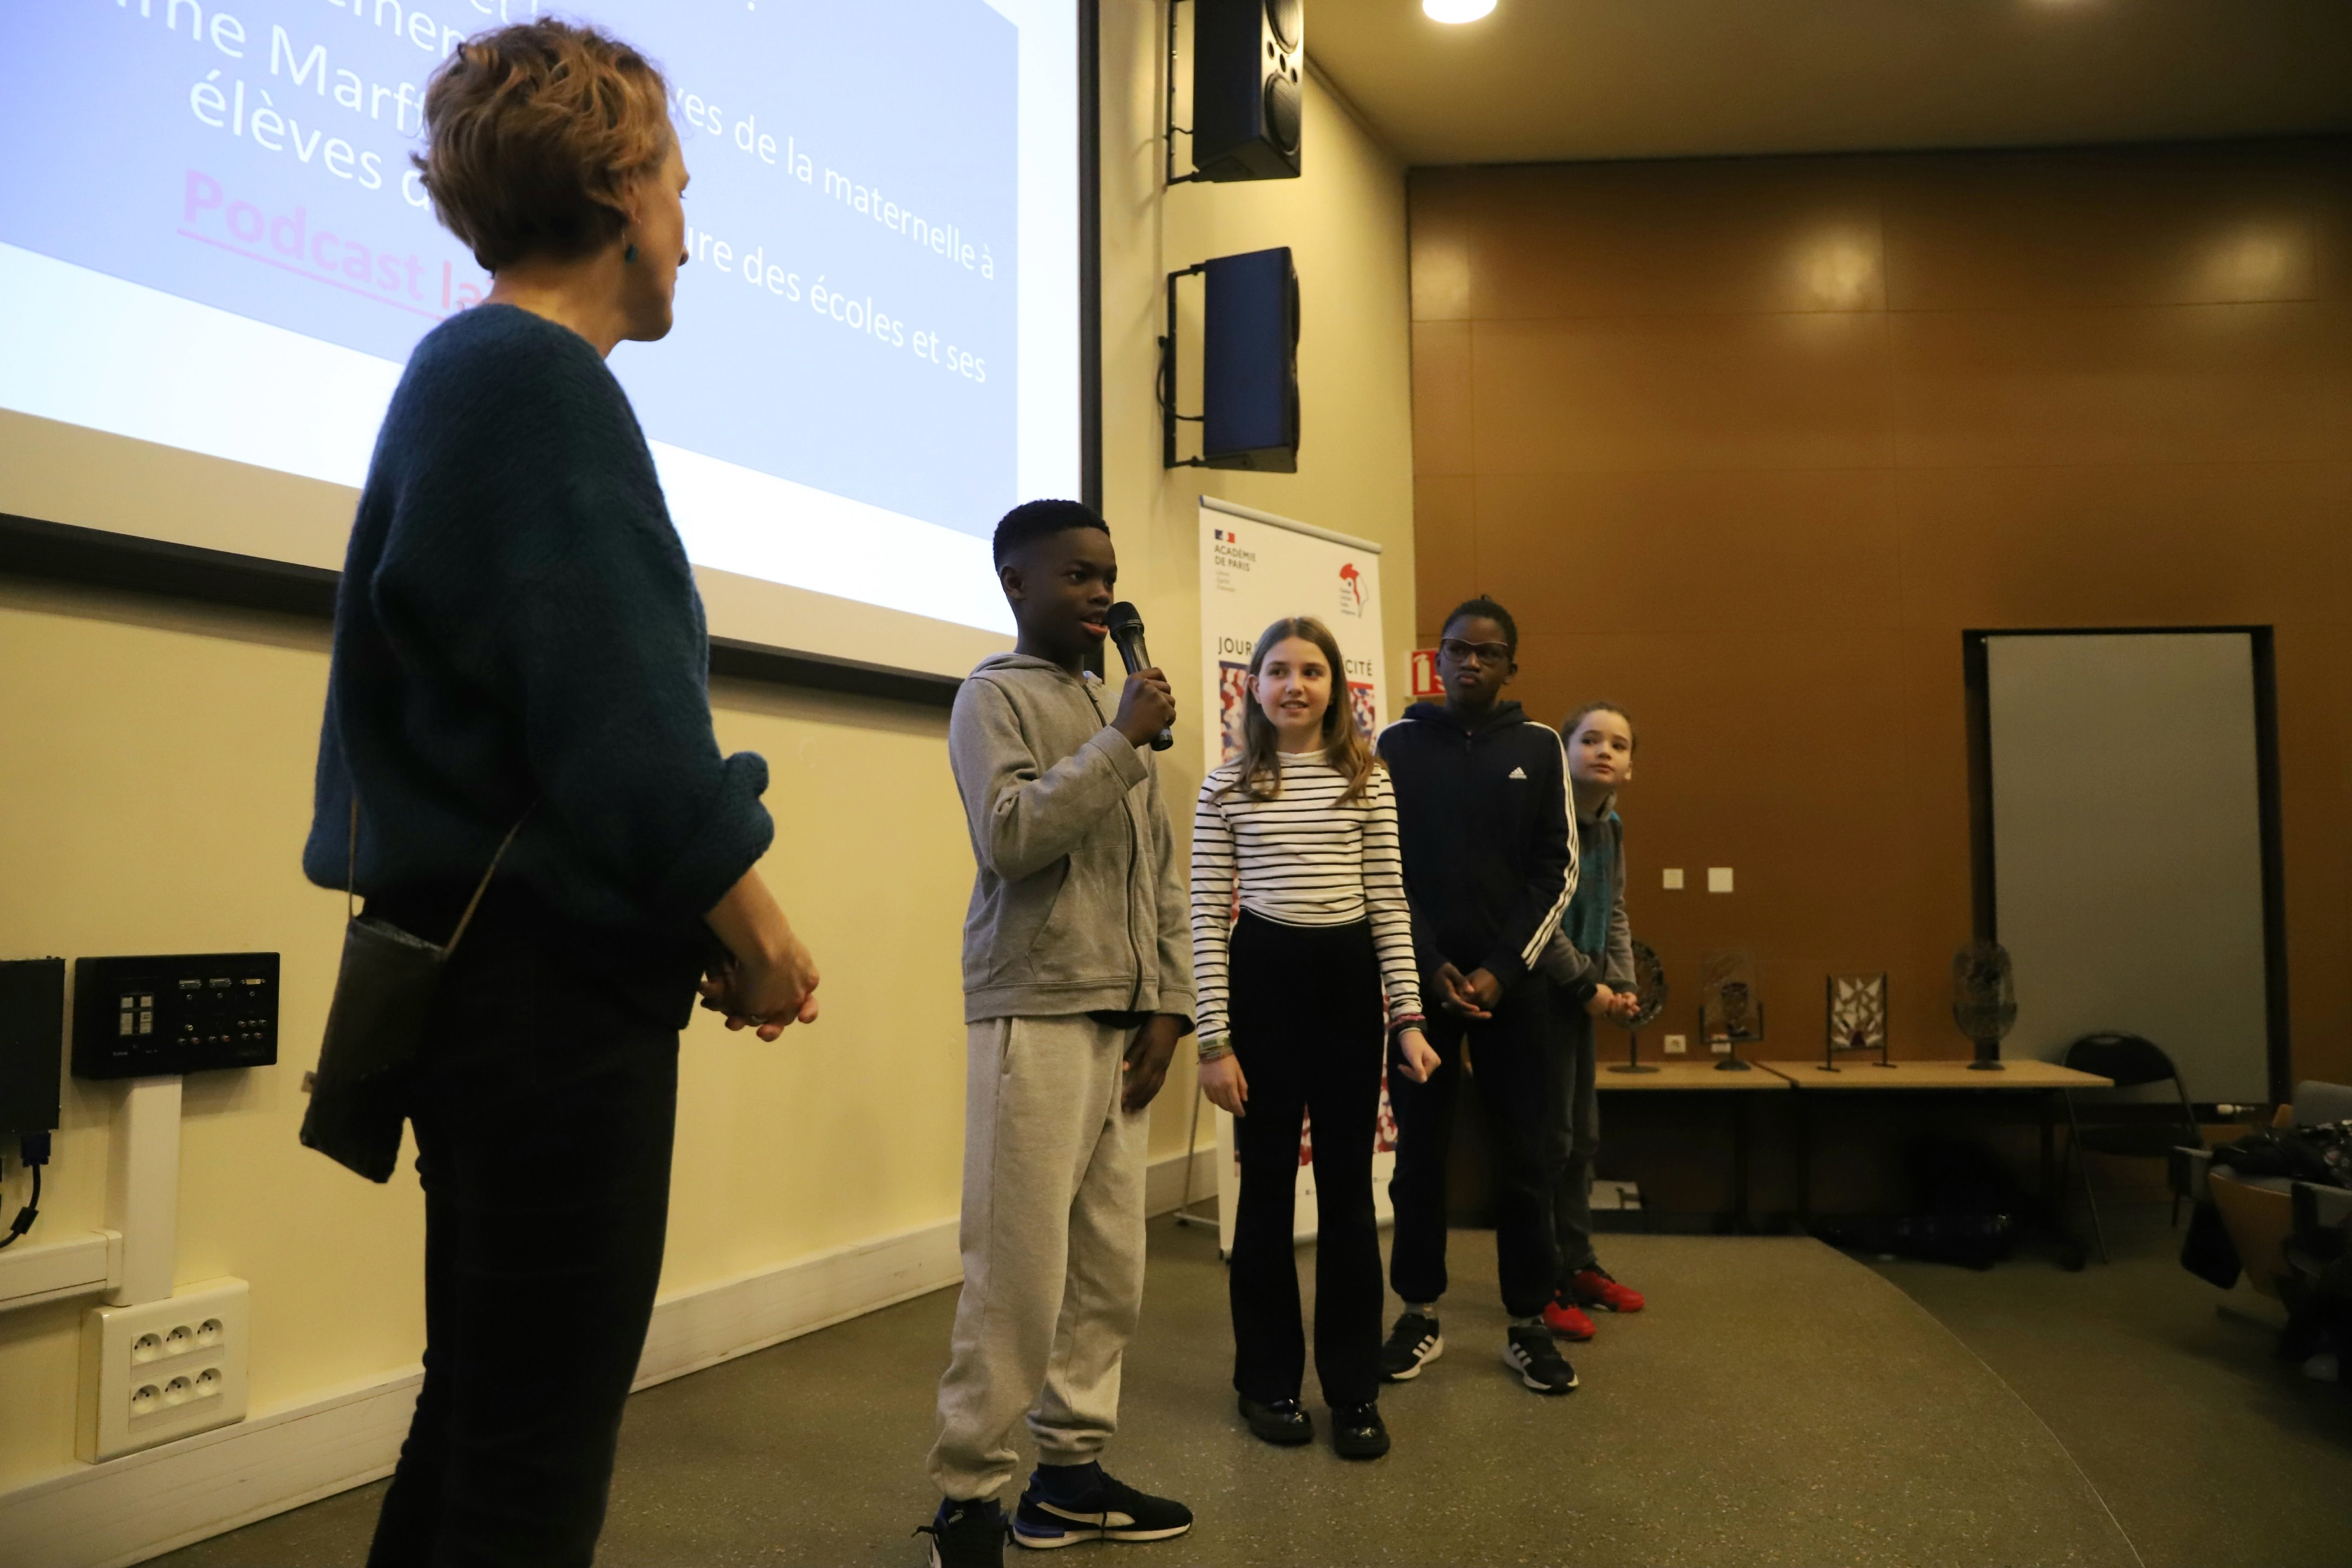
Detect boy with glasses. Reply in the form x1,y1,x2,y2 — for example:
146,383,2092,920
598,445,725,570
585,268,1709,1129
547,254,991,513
1375,597,1580,1395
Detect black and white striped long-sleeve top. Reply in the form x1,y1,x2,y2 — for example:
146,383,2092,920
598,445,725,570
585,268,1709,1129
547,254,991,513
1190,752,1424,1048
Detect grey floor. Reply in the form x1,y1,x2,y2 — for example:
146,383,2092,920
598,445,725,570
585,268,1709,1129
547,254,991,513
153,1206,2351,1567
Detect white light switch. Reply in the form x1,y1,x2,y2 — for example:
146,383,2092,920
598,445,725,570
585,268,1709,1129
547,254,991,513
1663,1034,1687,1055
1661,868,1684,890
1707,867,1734,893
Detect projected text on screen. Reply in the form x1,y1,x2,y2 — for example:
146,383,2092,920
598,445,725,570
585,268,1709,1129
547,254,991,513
0,0,1070,636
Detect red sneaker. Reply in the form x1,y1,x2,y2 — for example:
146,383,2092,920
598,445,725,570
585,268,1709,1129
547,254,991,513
1571,1266,1645,1314
1541,1292,1596,1341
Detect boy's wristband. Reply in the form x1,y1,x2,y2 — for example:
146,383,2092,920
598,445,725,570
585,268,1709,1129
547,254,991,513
1195,1038,1233,1063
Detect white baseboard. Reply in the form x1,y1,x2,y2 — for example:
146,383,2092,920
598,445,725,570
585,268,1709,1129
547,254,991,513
0,1371,423,1568
630,1214,963,1396
0,1145,1221,1568
1147,1142,1221,1221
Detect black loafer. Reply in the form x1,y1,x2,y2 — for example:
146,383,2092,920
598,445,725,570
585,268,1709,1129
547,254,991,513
1238,1395,1315,1446
1330,1402,1390,1460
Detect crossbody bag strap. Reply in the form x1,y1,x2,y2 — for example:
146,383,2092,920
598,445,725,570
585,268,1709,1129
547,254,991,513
441,803,536,958
348,790,534,956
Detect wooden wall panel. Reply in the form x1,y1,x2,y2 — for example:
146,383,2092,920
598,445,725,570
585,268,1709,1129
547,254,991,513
1887,302,2350,468
1877,146,2330,311
1410,138,2352,1089
1409,320,1476,474
1471,313,1894,474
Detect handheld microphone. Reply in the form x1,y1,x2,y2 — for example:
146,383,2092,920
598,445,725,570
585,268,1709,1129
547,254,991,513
1105,602,1174,752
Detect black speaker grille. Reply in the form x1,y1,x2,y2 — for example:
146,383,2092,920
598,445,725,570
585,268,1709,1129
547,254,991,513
1266,0,1303,53
1264,72,1302,156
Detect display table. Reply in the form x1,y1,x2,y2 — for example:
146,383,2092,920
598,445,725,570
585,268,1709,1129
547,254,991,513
1599,1060,1798,1090
1756,1059,2114,1258
1598,1059,1793,1227
1759,1060,2111,1092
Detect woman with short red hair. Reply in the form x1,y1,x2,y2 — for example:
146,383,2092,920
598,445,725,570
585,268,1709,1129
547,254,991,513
300,21,819,1564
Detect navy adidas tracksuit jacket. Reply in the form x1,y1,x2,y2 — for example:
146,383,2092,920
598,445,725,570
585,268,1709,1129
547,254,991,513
1376,699,1579,995
1379,696,1582,1318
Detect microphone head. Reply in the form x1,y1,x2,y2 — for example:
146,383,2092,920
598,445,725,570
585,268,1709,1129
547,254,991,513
1106,602,1145,637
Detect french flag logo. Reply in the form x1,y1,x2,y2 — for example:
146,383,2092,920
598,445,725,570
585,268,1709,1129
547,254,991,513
1215,527,1236,542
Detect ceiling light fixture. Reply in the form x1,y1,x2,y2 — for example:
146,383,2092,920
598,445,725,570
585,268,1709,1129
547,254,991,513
1424,0,1497,22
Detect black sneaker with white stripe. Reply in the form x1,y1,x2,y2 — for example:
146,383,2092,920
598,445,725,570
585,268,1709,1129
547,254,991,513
1378,1311,1444,1381
916,1497,1007,1568
1011,1464,1192,1550
1503,1325,1579,1394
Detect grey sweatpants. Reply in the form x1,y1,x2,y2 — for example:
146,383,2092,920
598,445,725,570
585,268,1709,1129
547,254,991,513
1547,1003,1602,1279
927,1015,1151,1502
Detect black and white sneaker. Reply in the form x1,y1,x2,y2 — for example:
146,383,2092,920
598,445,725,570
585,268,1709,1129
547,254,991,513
916,1497,1008,1568
1378,1311,1444,1381
1011,1464,1193,1550
1503,1325,1579,1395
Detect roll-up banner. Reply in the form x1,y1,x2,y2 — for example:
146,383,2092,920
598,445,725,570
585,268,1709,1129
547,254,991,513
1196,497,1395,1256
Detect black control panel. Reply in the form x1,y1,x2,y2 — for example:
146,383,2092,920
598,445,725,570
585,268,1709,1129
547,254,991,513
71,953,279,1080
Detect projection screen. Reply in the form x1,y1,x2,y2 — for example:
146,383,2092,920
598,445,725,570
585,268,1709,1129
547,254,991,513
0,0,1084,678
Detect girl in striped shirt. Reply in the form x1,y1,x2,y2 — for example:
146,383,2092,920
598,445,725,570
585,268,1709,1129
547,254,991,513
1191,616,1440,1462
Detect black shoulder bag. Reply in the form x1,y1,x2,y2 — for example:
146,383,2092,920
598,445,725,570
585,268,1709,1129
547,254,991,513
298,801,526,1182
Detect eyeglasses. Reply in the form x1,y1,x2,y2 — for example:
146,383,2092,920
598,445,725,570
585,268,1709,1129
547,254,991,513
1438,637,1512,668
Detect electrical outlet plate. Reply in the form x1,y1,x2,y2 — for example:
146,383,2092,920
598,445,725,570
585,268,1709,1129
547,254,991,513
1707,867,1734,893
1662,1034,1687,1055
1661,868,1684,890
78,1277,249,1461
1592,1179,1643,1212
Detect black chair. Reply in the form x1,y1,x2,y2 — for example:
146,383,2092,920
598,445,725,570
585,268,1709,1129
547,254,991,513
2061,1033,2203,1265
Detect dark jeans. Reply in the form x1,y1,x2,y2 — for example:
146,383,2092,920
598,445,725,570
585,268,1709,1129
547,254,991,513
1227,913,1386,1410
1546,1000,1602,1279
1387,981,1558,1320
367,893,683,1568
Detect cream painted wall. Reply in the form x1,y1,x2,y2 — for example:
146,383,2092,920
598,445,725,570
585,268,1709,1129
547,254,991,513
0,6,1414,1492
0,583,974,1488
1096,10,1420,1165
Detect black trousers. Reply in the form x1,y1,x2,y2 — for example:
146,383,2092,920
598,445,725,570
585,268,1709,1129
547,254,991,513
367,896,683,1568
1545,999,1603,1280
1227,913,1386,1410
1386,981,1558,1320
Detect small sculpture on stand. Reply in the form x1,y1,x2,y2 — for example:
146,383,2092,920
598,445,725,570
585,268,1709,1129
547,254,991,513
1952,940,2017,1070
1701,951,1764,1071
1824,973,1891,1072
1605,940,1668,1074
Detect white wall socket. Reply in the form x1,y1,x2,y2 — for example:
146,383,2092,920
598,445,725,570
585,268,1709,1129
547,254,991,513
1661,868,1684,890
79,1277,250,1461
1592,1179,1643,1212
1707,866,1735,893
1663,1034,1688,1055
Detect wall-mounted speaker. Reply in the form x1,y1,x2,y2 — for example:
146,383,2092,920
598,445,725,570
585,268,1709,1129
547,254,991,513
1162,247,1299,473
1204,247,1299,469
1190,0,1303,182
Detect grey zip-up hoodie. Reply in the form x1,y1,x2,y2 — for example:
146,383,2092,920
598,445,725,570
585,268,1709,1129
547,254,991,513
948,653,1195,1028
